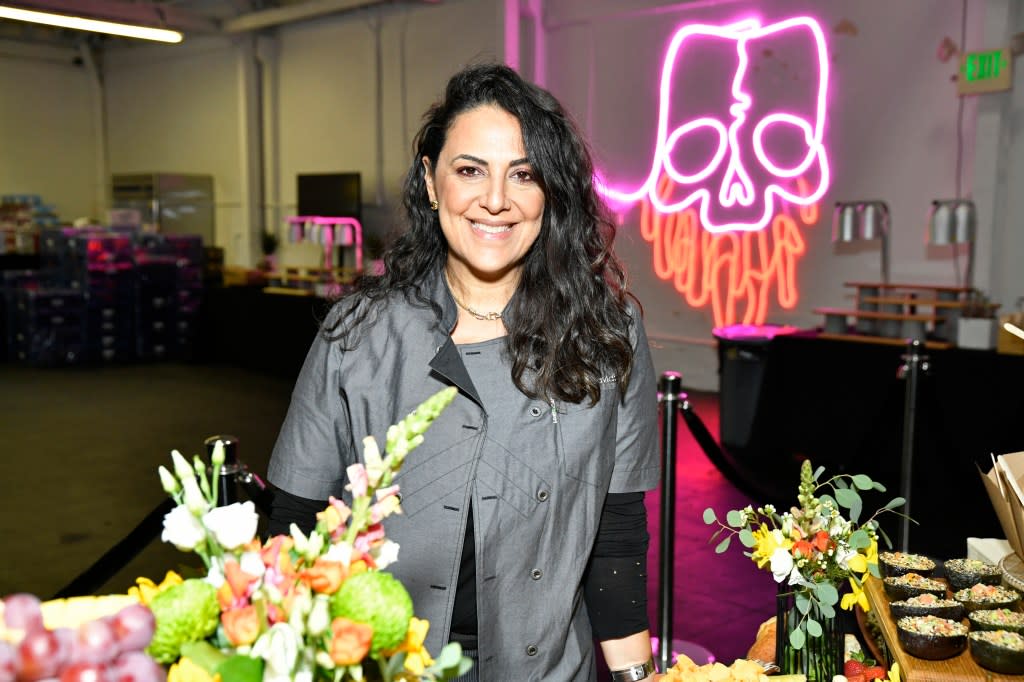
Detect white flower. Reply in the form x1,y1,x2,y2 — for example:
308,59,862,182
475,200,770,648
307,594,332,636
161,504,206,551
323,542,352,566
203,501,259,550
240,550,267,578
373,540,400,569
205,559,225,588
251,623,301,682
770,547,794,583
362,435,387,488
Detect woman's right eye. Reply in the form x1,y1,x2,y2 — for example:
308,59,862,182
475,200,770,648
456,166,482,177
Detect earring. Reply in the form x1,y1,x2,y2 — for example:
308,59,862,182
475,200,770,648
430,200,439,211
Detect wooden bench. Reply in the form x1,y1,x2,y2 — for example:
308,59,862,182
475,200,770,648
813,306,944,340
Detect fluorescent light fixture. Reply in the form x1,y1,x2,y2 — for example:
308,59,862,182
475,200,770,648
0,5,183,43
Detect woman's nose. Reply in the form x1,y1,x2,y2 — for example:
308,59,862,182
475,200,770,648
481,178,510,213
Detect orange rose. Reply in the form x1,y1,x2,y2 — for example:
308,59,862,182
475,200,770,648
792,540,814,558
811,530,831,552
222,604,261,646
300,559,347,594
329,617,373,665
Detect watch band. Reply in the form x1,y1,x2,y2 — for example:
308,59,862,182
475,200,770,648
609,656,656,682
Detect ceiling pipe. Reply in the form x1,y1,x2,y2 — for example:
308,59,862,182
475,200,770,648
223,0,439,34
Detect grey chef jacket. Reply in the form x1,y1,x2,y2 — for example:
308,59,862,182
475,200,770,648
267,269,660,681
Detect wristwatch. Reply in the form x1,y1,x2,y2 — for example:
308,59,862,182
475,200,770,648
609,657,657,682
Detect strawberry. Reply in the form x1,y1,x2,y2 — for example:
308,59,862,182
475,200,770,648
863,665,887,680
847,674,867,682
844,659,866,678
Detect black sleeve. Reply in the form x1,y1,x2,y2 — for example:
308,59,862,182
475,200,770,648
266,487,326,538
583,492,651,640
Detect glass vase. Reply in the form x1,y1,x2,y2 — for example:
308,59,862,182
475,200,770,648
775,586,842,681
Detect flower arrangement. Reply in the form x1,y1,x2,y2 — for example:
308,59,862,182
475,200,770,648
703,461,906,653
147,386,471,682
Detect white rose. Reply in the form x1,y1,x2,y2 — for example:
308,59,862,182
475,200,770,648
161,504,206,551
770,547,794,583
203,501,259,550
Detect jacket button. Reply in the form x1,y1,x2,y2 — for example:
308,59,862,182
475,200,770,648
531,568,542,580
536,489,549,502
526,644,538,656
529,406,542,417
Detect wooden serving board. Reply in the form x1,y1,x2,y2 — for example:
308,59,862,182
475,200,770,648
863,576,1022,680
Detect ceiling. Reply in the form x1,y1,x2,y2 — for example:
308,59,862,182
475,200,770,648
0,0,440,47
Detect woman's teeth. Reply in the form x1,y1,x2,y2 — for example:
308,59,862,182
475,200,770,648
472,221,512,234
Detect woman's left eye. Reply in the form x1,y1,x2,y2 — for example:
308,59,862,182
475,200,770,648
511,169,535,183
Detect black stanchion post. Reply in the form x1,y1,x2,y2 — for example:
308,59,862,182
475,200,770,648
657,371,682,673
896,339,929,551
206,434,241,507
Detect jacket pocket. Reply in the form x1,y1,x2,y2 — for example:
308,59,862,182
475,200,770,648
555,386,617,487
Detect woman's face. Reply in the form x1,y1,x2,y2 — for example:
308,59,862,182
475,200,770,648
423,104,545,287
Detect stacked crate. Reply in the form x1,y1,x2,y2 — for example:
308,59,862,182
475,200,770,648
1,269,41,361
10,287,87,365
136,233,203,360
65,231,138,363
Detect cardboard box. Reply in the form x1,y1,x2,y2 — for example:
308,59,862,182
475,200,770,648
980,451,1024,558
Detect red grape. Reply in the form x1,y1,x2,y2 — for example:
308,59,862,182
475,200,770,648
2,594,43,633
0,640,16,682
108,651,165,682
59,662,108,682
69,620,118,666
109,606,154,653
16,628,62,680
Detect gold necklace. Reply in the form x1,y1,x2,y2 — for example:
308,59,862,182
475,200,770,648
445,273,503,321
450,290,502,321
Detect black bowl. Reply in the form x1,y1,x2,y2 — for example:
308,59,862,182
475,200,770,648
880,552,936,578
944,558,1002,592
890,596,964,622
969,609,1024,635
896,616,967,660
953,585,1020,613
883,574,948,602
970,630,1024,674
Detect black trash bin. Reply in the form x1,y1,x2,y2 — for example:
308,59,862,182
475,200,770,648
713,324,796,454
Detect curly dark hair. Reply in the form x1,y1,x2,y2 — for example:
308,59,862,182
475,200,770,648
328,62,636,405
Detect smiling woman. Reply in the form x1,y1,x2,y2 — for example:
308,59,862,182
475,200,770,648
266,63,662,681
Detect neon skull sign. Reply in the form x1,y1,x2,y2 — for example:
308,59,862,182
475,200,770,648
598,16,830,233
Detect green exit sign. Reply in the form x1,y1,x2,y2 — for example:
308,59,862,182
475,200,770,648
958,48,1012,95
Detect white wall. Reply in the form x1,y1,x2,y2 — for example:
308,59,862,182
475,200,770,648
0,39,98,220
534,0,1008,389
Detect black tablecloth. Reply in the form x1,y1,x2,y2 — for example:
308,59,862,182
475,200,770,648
719,331,1024,558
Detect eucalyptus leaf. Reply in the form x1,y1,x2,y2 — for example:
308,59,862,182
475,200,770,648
715,536,732,554
873,481,887,493
848,529,870,549
818,602,836,619
789,627,806,650
433,642,464,669
878,526,894,548
868,563,881,579
815,582,839,606
806,618,822,637
835,487,860,511
834,478,849,490
739,528,756,548
726,509,744,527
885,496,906,510
703,507,718,524
848,493,863,524
852,474,874,490
813,465,825,481
795,592,811,615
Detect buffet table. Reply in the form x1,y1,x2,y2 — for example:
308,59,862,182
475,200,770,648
719,330,1024,558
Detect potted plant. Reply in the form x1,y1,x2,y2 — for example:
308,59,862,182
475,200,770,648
958,291,999,350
